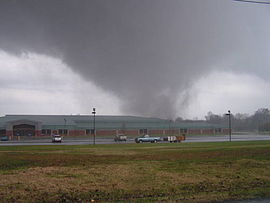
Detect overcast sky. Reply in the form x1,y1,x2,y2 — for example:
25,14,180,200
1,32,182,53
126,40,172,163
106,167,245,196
0,0,270,119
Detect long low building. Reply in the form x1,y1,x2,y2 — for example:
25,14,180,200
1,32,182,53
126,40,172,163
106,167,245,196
0,115,228,138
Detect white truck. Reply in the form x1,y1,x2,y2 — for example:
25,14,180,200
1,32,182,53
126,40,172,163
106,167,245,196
52,134,62,143
164,135,186,143
114,134,127,142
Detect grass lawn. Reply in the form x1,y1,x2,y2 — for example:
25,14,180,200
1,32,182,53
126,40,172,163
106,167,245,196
0,141,270,202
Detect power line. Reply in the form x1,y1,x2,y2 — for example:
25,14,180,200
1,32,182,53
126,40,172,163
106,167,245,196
233,0,270,4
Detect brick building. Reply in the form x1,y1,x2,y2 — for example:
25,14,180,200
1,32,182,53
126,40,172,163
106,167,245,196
0,115,227,139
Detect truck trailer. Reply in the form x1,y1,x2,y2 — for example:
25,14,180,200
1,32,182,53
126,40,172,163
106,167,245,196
164,135,186,143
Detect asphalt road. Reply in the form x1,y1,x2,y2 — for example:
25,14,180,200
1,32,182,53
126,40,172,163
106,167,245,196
0,134,270,146
185,134,270,143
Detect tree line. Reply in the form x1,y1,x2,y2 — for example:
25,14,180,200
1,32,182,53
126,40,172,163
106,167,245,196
175,108,270,132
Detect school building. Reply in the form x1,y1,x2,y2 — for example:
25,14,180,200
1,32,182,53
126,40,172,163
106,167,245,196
0,115,228,139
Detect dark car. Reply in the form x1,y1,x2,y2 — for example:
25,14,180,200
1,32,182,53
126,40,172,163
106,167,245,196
1,136,9,141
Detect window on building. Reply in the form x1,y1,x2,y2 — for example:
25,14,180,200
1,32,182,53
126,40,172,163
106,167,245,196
215,128,221,133
58,129,68,135
42,129,51,135
180,128,187,133
86,129,90,135
139,129,148,135
0,129,6,136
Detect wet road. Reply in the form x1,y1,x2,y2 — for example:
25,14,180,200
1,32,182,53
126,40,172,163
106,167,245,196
185,134,270,143
0,134,270,146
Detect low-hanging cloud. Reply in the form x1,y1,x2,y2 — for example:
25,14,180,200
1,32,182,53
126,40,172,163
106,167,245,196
0,0,270,118
0,51,121,115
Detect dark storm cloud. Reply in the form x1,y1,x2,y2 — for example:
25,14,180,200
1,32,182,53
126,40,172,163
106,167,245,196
0,0,270,118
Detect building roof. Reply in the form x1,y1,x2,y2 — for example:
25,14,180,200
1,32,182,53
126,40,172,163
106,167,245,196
0,115,226,130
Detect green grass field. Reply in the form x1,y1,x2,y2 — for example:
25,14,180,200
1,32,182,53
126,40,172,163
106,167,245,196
0,141,270,202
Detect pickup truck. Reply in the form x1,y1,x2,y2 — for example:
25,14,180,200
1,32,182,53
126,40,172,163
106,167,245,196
0,136,8,141
135,134,161,143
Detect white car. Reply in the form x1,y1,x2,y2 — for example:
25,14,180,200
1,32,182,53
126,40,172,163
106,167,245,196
52,135,62,143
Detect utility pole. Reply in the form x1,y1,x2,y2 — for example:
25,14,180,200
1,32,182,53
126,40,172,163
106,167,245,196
226,110,232,142
92,108,96,145
64,118,67,136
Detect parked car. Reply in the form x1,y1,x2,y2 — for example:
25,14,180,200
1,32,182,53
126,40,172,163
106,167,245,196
114,134,127,142
0,136,8,141
52,135,62,143
135,134,161,143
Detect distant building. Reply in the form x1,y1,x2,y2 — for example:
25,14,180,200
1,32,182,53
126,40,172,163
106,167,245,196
0,115,228,139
